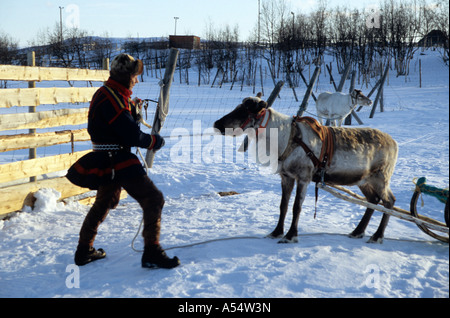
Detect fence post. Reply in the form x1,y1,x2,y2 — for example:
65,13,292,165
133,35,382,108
198,63,201,87
211,68,221,88
27,51,36,182
297,66,321,117
240,68,245,91
419,59,422,88
326,63,337,91
260,64,264,97
370,62,389,118
299,70,317,101
286,69,298,102
337,62,351,92
252,62,258,94
102,57,110,76
145,48,179,168
230,70,238,91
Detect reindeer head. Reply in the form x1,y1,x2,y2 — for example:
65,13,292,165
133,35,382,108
351,89,373,106
214,96,268,136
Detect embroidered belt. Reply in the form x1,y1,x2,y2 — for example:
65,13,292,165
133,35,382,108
92,143,124,152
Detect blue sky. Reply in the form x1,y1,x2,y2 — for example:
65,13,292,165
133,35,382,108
1,0,376,47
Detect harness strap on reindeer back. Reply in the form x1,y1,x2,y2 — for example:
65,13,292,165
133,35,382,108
279,116,336,218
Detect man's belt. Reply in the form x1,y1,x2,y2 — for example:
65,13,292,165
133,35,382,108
92,143,124,152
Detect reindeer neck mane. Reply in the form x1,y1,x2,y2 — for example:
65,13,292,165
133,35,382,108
264,108,291,128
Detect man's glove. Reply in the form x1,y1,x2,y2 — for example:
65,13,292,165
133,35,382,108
132,97,144,110
150,133,165,151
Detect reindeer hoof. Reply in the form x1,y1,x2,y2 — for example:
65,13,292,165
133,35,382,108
367,236,384,244
348,232,365,239
266,231,283,239
278,236,299,244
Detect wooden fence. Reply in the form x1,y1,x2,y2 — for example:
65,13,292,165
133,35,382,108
0,53,126,218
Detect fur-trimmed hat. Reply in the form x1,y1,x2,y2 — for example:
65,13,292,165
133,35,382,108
110,53,143,88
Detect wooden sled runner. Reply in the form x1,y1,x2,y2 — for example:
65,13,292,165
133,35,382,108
317,181,449,243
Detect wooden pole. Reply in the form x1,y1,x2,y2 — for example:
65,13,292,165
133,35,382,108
326,63,337,91
367,78,381,98
102,57,109,84
419,59,422,88
230,70,238,90
337,62,351,92
145,48,179,168
259,64,264,97
219,68,226,88
185,63,189,85
265,81,284,108
299,70,317,102
370,62,389,118
252,62,257,94
286,69,298,102
211,67,221,88
318,184,449,235
27,51,36,182
297,66,321,117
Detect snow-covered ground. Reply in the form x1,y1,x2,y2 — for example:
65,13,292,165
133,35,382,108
0,50,448,298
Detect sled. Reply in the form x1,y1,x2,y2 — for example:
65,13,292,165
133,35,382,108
409,177,449,243
317,182,449,243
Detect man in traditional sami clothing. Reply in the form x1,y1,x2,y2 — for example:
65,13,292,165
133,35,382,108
67,53,180,269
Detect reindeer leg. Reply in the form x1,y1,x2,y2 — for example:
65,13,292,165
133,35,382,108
349,185,380,239
267,174,295,239
349,208,375,239
368,188,395,243
368,214,390,243
279,180,308,243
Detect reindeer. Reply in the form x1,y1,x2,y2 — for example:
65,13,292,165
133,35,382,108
316,89,372,127
214,96,398,244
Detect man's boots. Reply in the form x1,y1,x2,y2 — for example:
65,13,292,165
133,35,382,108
142,244,180,269
74,244,106,266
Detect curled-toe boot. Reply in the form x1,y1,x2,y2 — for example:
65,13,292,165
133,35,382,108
141,245,180,269
74,244,106,266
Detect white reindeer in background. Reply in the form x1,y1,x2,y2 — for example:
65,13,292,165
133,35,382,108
316,89,372,127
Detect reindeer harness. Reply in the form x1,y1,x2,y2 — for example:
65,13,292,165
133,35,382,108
279,116,336,217
280,117,335,172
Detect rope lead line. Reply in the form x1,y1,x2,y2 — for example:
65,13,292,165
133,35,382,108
132,149,263,253
132,236,262,253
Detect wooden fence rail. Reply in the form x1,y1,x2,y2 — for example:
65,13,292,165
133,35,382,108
0,108,89,131
0,57,128,218
0,150,91,184
0,64,109,82
0,87,99,108
0,129,90,152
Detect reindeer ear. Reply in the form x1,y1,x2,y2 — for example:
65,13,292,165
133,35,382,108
257,100,268,111
249,100,267,113
243,98,256,109
243,97,267,113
